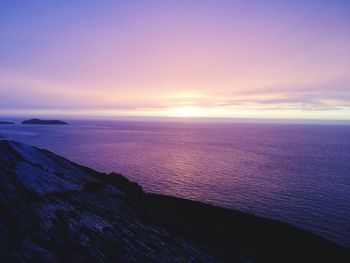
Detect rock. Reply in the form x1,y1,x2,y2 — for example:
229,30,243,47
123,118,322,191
22,119,68,125
0,140,349,262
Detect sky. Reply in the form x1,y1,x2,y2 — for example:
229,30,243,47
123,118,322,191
1,0,350,120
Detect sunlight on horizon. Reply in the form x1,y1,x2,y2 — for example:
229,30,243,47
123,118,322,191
162,106,217,118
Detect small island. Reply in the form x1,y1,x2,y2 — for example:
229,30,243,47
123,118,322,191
0,121,14,124
22,118,68,125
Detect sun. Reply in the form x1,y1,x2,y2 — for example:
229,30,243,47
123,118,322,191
165,106,208,118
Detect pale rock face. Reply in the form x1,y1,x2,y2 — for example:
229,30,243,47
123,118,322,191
0,140,348,263
1,140,99,196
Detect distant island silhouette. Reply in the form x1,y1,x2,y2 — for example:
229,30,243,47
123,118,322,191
22,118,68,125
0,121,14,124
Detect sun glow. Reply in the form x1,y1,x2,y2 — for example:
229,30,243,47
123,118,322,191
165,106,209,118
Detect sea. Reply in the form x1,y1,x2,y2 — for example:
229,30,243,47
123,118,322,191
1,119,349,247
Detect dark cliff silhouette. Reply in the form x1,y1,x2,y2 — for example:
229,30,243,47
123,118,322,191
0,140,349,262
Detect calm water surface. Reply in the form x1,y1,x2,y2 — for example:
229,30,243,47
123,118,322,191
1,120,350,247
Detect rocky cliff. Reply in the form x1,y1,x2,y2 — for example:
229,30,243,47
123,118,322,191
0,140,349,262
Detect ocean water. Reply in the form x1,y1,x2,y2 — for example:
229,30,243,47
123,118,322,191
1,120,350,247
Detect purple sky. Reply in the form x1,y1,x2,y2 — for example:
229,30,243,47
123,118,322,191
1,0,350,119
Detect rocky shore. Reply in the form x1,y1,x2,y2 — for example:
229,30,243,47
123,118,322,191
0,139,349,262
